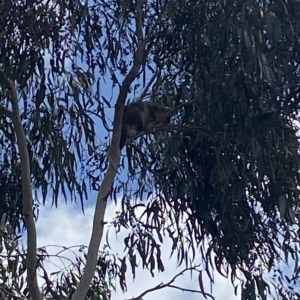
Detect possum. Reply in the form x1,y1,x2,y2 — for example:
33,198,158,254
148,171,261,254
120,101,171,149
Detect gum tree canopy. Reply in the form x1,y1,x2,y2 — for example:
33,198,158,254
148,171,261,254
122,1,300,299
0,0,300,299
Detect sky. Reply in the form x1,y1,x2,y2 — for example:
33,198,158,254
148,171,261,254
35,200,239,300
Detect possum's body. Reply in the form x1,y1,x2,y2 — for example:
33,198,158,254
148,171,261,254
120,102,171,149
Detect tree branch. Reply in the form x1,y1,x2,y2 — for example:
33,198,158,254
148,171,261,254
3,77,42,300
73,1,173,298
168,284,213,295
125,265,215,300
72,1,151,299
161,100,199,121
0,103,13,118
137,69,160,102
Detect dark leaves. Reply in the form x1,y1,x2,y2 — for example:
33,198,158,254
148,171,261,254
113,1,300,299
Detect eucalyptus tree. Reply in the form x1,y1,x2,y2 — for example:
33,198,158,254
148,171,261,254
1,0,300,299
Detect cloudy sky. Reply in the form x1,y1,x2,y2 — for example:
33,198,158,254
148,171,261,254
35,199,239,300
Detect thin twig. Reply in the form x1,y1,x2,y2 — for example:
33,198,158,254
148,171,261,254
161,100,199,120
137,69,160,102
135,0,144,47
125,265,214,300
169,284,214,295
0,103,13,118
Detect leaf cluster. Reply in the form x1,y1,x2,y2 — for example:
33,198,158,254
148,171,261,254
115,0,300,299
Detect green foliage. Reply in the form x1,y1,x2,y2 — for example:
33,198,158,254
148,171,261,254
0,0,97,208
116,0,300,299
0,0,128,210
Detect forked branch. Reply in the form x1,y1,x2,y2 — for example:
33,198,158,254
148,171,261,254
125,265,215,300
71,0,155,299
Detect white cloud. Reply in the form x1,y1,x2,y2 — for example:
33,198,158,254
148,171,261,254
36,201,239,300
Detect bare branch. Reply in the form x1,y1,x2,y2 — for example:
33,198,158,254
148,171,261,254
125,265,214,300
168,284,214,295
0,103,13,118
3,77,42,300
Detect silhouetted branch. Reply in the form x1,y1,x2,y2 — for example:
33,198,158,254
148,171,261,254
125,265,215,300
0,103,13,118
